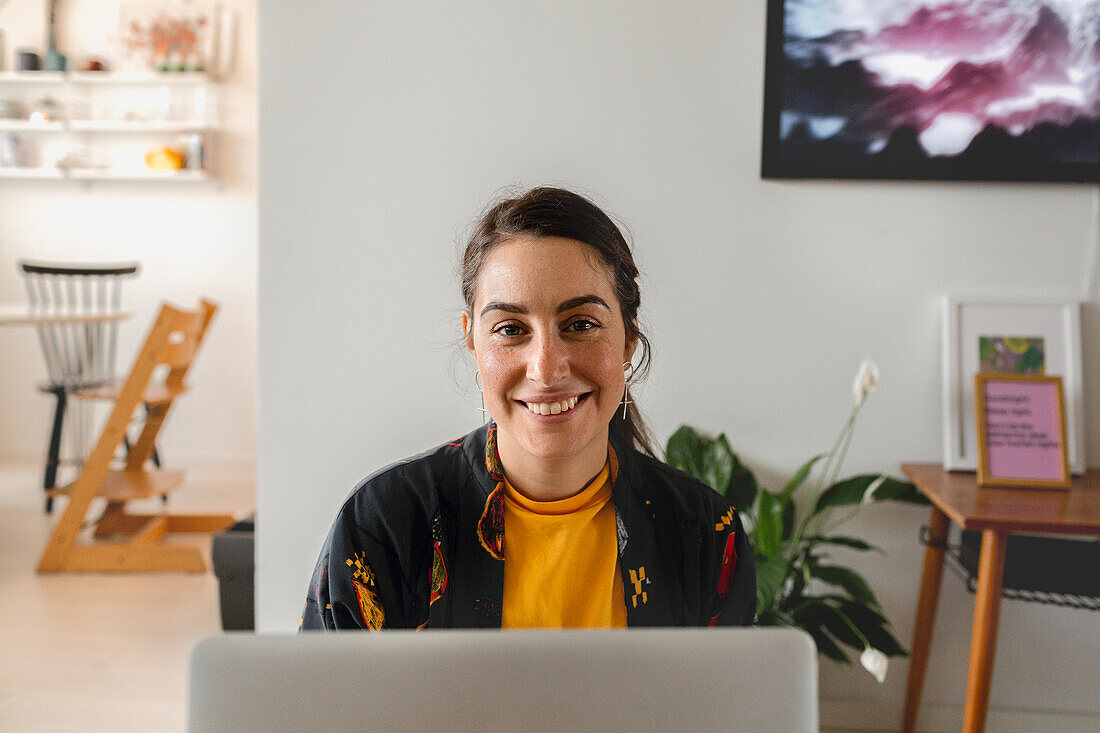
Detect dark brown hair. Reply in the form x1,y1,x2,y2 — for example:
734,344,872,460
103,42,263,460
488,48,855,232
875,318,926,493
461,186,658,457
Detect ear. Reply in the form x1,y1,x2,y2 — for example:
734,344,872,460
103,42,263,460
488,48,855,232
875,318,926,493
462,310,476,355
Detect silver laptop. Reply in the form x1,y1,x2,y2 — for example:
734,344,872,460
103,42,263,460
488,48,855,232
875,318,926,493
189,627,817,732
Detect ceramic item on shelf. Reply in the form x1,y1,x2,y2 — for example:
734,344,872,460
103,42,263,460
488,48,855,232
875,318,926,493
0,99,26,120
17,50,42,71
185,133,204,169
46,50,67,72
53,145,92,171
45,0,64,71
29,95,61,124
1,134,29,167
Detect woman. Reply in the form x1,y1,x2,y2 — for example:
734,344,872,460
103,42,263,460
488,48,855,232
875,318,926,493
301,187,755,630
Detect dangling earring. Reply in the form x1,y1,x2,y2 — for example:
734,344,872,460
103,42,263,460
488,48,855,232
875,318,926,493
475,370,490,424
621,361,634,419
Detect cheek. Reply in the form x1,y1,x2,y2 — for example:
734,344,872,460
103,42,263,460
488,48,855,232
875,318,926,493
474,342,519,392
586,344,626,394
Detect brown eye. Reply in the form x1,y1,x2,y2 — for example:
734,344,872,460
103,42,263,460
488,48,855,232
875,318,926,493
493,323,523,337
567,319,599,332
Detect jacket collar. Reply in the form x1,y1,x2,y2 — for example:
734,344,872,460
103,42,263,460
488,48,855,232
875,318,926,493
462,421,635,502
461,422,499,500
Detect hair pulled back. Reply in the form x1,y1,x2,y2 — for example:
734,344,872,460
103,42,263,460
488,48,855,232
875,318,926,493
461,186,657,457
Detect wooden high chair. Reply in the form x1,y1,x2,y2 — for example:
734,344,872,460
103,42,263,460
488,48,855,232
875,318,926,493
37,299,236,573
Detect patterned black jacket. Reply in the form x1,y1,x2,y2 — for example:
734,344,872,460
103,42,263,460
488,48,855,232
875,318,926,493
301,423,755,630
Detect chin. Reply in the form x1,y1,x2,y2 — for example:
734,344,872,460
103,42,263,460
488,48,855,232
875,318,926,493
499,421,604,463
521,434,593,461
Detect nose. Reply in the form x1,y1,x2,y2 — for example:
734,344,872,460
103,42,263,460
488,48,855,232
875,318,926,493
526,330,570,386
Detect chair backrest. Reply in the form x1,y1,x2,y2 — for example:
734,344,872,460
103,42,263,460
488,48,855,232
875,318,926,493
113,299,218,473
19,260,139,389
188,628,819,732
80,298,217,482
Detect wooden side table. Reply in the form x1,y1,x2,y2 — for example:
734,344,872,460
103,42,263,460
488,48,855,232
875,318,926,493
900,463,1100,733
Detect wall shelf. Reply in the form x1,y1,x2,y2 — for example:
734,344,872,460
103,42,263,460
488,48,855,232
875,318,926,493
0,71,219,181
0,167,65,178
70,120,215,132
0,120,65,131
0,166,210,181
0,71,216,84
0,72,67,84
0,119,213,132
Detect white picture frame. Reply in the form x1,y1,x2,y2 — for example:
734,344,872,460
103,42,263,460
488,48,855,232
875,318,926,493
941,296,1086,474
118,2,221,73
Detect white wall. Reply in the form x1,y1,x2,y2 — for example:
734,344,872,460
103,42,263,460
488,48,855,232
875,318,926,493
0,0,257,466
258,2,1100,729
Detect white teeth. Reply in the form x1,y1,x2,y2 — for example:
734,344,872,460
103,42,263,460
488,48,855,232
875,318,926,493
527,396,581,415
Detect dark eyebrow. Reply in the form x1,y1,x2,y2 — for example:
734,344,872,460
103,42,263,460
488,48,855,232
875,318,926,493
480,301,527,317
480,295,611,317
556,295,611,314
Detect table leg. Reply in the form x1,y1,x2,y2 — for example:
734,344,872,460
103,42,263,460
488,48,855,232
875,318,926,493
962,529,1008,733
903,506,950,732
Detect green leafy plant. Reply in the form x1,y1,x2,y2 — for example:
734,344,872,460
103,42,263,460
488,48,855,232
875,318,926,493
667,361,929,682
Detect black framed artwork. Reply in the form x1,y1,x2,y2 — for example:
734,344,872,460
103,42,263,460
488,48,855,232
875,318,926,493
761,1,1100,183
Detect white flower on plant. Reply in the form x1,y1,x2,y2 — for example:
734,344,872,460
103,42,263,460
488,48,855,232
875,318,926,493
860,646,888,684
860,475,887,505
852,359,880,406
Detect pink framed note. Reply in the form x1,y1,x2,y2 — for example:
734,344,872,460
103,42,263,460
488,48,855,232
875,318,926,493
975,374,1071,490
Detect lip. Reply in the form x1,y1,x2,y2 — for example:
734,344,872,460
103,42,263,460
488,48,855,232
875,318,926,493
516,392,587,404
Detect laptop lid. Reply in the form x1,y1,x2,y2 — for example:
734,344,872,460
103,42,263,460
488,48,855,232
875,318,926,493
189,627,817,732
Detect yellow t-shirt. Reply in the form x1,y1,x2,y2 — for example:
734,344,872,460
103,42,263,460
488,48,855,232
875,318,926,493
501,462,628,628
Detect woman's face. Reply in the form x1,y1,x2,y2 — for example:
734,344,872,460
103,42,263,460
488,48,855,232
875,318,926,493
464,236,636,465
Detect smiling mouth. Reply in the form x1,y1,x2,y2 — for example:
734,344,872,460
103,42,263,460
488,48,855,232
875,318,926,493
521,393,589,416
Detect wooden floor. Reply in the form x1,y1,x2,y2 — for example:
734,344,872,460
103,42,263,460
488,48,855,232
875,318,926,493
0,458,255,732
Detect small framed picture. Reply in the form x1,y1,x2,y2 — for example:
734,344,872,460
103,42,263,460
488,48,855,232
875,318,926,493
118,2,220,73
941,297,1085,474
975,374,1071,489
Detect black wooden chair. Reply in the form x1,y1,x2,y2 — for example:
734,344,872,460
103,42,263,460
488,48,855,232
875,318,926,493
19,261,162,511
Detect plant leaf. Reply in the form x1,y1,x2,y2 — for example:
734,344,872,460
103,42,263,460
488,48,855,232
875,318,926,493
666,425,710,482
666,426,758,507
816,604,866,652
725,444,759,510
814,561,880,607
791,600,851,664
780,453,827,500
756,490,786,558
802,535,883,554
793,597,906,661
810,564,880,609
754,555,789,615
756,609,796,627
814,474,929,513
782,496,796,541
837,601,909,657
701,432,735,499
807,625,850,664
